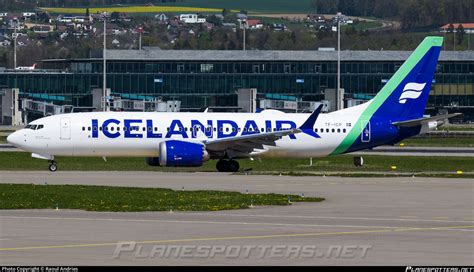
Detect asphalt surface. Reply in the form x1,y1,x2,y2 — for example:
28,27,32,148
0,171,473,265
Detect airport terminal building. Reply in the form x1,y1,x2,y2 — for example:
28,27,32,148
1,48,473,121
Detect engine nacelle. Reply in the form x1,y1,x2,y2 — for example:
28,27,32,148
145,157,160,166
159,140,209,167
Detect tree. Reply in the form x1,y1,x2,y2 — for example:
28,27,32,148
291,31,297,44
111,12,120,21
222,8,230,17
85,8,90,18
456,24,465,45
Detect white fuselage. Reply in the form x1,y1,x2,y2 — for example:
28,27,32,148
8,103,369,159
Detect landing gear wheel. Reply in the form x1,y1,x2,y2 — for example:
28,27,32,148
216,160,240,172
353,156,364,167
216,160,227,172
48,161,57,172
228,160,240,172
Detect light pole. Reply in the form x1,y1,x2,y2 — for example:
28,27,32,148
137,26,143,50
337,18,341,110
102,12,108,111
13,20,18,69
242,19,246,51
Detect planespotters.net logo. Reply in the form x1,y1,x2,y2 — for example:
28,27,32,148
399,82,427,104
406,267,474,272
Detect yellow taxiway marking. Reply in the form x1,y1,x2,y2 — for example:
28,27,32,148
0,225,473,252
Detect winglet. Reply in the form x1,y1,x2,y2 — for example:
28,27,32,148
299,104,323,138
300,104,323,130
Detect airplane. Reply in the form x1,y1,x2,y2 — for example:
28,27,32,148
7,36,460,172
15,63,36,71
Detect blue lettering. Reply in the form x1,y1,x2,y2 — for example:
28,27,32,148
124,119,143,138
102,119,121,138
265,120,272,132
166,120,188,138
217,120,238,138
276,120,297,139
92,119,99,138
242,120,260,136
146,120,162,138
191,120,213,139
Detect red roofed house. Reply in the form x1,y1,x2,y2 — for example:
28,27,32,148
440,23,474,33
245,19,264,29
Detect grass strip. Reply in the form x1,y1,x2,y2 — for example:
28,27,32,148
0,184,323,212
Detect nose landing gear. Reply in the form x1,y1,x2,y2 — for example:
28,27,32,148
48,161,57,172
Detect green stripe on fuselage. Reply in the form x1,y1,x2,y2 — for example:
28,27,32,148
331,37,443,155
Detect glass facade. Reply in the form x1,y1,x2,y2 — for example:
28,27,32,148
0,55,473,112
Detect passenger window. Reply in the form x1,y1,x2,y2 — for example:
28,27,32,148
93,126,97,131
337,129,340,133
343,129,347,133
154,127,158,132
314,128,318,132
88,127,91,131
332,129,335,133
117,127,121,131
82,127,85,131
326,129,329,133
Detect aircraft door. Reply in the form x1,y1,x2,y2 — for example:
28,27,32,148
361,120,371,143
60,118,71,140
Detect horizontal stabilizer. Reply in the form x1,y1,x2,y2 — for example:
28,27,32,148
391,113,462,127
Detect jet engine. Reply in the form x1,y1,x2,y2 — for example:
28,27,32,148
159,140,210,167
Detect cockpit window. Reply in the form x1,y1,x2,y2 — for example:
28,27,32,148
25,124,44,130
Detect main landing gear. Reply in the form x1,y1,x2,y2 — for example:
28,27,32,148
216,160,240,172
353,156,364,167
48,160,57,172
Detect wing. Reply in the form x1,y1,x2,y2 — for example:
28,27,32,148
204,105,323,159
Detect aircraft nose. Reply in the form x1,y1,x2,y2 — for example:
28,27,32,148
7,131,23,147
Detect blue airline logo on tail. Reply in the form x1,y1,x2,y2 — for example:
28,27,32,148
398,82,427,104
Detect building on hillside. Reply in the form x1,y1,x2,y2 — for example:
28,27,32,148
440,23,474,33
